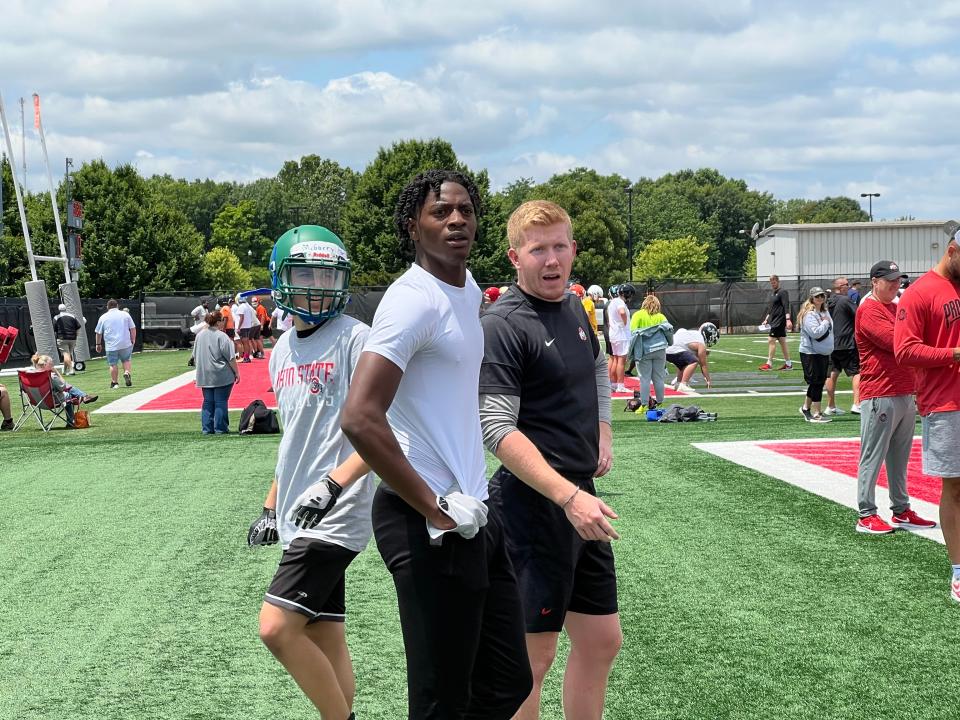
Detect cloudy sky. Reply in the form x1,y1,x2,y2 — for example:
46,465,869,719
3,0,959,219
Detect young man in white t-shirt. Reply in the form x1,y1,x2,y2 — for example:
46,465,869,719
94,299,136,389
255,225,374,720
342,170,532,719
271,305,294,335
605,284,633,392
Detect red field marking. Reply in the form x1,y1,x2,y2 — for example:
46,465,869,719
758,439,942,505
611,375,686,398
140,354,275,411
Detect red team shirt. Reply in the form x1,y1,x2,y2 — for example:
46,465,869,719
856,297,915,401
893,269,960,416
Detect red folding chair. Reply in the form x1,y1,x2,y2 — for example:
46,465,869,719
13,369,78,432
0,326,16,365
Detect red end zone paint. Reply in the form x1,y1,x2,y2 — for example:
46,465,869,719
758,439,942,505
612,376,686,398
140,353,276,411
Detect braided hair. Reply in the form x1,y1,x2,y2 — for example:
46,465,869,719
393,169,483,256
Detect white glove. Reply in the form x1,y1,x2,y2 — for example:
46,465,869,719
426,492,489,541
287,474,343,529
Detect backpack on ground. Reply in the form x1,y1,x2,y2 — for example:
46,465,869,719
239,399,280,435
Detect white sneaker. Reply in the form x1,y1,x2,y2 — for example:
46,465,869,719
851,404,861,415
824,406,845,416
811,413,832,423
676,382,695,393
670,377,679,390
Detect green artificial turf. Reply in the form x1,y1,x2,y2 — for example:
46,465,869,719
0,349,956,719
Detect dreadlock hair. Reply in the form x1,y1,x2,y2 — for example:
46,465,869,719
393,169,483,257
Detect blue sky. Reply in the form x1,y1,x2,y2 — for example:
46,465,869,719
3,0,960,220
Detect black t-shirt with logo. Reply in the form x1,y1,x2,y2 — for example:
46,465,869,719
827,293,858,351
480,284,600,480
767,288,790,327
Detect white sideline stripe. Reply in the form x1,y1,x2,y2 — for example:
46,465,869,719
693,439,944,545
672,390,852,399
711,349,777,361
94,370,197,414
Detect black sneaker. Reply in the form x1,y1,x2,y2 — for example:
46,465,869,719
799,406,814,422
111,382,120,389
124,372,132,387
0,418,13,431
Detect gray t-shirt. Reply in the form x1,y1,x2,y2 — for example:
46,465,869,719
270,314,375,552
193,328,236,388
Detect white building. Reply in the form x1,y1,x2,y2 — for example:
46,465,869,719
756,221,951,280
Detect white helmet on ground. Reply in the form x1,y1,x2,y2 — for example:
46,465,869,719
700,322,719,347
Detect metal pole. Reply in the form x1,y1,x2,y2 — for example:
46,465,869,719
0,91,37,280
19,97,25,189
869,196,873,221
33,95,71,284
625,187,634,282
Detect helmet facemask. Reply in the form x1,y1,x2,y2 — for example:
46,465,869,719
270,229,351,324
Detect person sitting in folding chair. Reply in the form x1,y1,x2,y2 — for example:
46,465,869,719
0,384,13,431
29,354,97,427
15,367,81,431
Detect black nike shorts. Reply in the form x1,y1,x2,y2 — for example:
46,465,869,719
264,537,358,623
489,468,618,633
829,349,860,377
768,322,787,338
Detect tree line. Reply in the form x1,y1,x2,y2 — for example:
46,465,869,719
0,138,869,298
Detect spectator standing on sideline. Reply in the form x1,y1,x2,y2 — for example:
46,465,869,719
53,303,82,375
480,200,620,720
95,299,136,389
893,228,960,603
848,281,862,304
629,294,673,409
0,384,12,431
855,261,937,535
606,283,633,393
759,275,793,371
798,287,833,423
824,277,862,415
193,312,240,434
342,170,532,719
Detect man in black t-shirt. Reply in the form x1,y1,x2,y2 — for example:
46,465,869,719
759,274,793,370
53,303,83,375
824,276,861,415
480,200,620,720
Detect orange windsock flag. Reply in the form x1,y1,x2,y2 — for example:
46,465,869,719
33,94,40,129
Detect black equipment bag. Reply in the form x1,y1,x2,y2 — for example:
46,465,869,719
239,399,280,435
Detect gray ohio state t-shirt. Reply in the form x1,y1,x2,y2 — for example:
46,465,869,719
270,314,375,552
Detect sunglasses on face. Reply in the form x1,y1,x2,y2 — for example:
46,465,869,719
814,294,826,299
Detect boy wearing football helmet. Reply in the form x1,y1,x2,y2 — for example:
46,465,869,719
253,225,373,720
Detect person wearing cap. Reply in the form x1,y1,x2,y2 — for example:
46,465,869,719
893,224,960,603
824,277,861,415
53,303,82,375
854,260,937,535
584,285,601,336
797,287,833,422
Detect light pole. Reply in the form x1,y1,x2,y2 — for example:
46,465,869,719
860,192,880,221
624,185,634,282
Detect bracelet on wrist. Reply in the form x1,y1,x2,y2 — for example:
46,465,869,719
561,487,580,510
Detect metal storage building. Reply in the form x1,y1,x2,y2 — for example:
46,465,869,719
755,221,951,280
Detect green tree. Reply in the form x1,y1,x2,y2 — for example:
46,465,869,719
742,245,757,280
634,236,713,281
772,196,869,224
276,155,358,236
202,247,251,292
340,138,474,283
146,175,236,246
211,200,272,267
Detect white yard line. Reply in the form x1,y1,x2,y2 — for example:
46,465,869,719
94,370,197,414
693,439,943,545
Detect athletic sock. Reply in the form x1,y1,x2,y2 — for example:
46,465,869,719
952,564,960,581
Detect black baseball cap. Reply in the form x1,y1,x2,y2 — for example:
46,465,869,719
870,260,907,281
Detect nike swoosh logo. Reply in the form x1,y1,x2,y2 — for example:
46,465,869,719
545,338,555,347
540,608,552,616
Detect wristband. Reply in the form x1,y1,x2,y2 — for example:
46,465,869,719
561,487,580,509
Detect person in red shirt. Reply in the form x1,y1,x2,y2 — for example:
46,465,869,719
855,260,936,535
893,226,960,604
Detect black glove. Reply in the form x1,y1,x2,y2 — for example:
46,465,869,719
247,507,279,546
289,474,343,530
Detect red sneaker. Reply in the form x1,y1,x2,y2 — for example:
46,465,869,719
777,363,793,370
758,363,772,371
951,578,960,604
891,509,937,529
856,514,895,534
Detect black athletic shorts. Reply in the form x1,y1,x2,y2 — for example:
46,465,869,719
225,328,235,339
829,348,860,376
768,322,787,338
490,468,618,633
264,537,359,623
238,328,253,339
250,325,261,340
666,349,698,371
